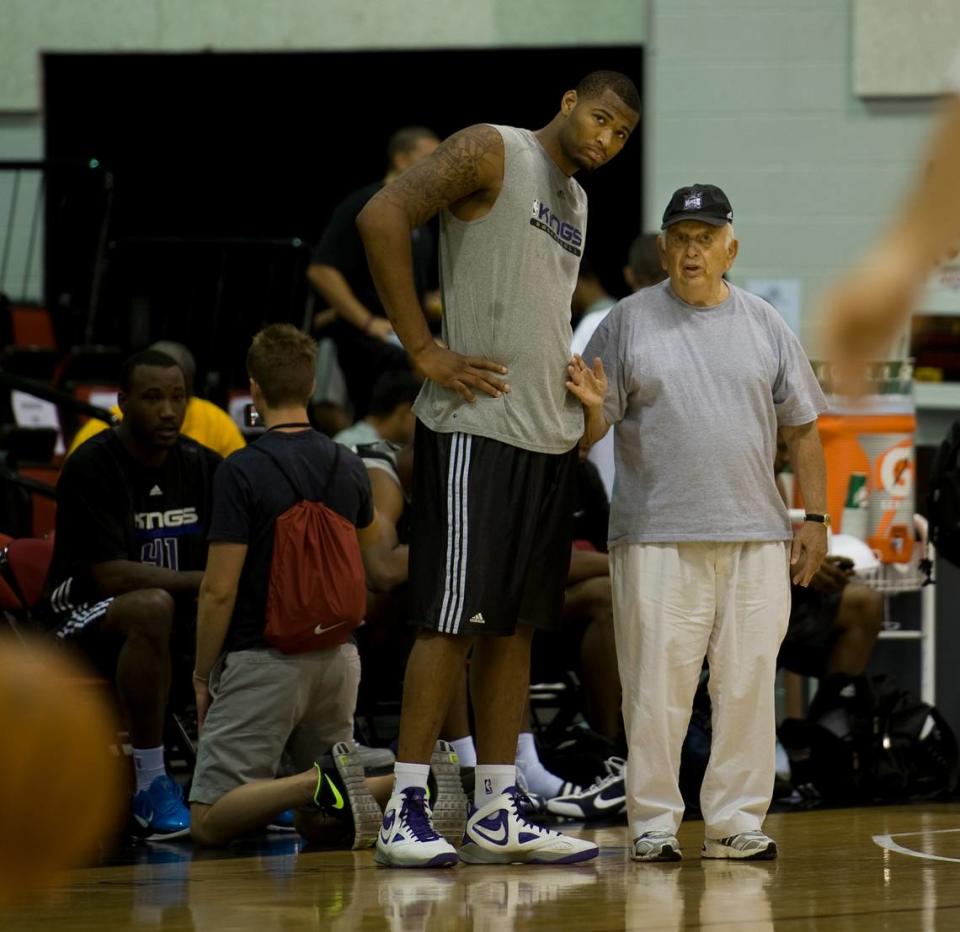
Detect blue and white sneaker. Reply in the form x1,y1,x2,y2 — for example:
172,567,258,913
132,775,191,840
374,787,459,868
459,787,598,865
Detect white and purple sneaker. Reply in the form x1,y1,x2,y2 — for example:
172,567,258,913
459,787,598,865
374,787,459,868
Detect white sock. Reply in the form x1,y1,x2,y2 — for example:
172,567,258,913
474,764,516,806
450,736,477,768
516,733,563,798
133,746,166,793
393,762,430,796
516,732,540,768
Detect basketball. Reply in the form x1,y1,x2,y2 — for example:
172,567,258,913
0,642,124,904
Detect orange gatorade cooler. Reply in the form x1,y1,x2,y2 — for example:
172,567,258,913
813,361,915,563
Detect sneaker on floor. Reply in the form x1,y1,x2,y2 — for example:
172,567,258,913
459,787,598,865
375,787,459,868
427,740,469,842
702,831,778,861
546,757,626,821
313,740,383,850
631,830,682,862
132,775,191,840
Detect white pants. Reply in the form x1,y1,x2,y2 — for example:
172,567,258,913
611,541,790,840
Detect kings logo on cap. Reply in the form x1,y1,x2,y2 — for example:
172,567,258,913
684,192,703,210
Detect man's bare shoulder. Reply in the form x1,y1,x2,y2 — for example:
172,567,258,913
369,124,505,226
443,123,505,162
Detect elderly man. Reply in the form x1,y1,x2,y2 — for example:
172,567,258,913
577,184,828,862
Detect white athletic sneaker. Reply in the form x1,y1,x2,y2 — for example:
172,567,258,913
702,831,778,860
374,787,459,868
458,786,598,865
631,830,682,862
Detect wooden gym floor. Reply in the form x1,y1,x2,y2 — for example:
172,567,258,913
5,803,960,930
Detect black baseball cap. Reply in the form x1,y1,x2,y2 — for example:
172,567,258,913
661,184,733,229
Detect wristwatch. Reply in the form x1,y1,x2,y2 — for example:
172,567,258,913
803,513,831,527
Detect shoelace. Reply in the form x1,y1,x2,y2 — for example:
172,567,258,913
509,789,558,837
595,756,626,788
578,756,626,795
400,792,442,843
733,831,769,845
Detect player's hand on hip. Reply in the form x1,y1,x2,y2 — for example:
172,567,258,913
566,354,608,409
790,522,828,587
414,342,509,403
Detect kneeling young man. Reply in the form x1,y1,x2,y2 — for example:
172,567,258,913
189,324,390,848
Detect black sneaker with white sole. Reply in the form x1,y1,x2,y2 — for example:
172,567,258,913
312,740,383,849
545,756,626,821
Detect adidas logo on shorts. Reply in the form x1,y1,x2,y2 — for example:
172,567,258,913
470,613,485,625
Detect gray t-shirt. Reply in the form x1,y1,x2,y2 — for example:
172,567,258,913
584,281,827,545
414,125,588,454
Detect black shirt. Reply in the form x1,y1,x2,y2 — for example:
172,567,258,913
208,429,374,652
49,430,221,605
310,180,436,333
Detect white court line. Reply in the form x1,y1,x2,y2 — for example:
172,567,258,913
873,828,960,863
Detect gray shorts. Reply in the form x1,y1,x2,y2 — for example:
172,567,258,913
189,643,361,805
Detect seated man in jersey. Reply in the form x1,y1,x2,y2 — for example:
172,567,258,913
333,369,421,450
67,341,246,461
44,349,221,839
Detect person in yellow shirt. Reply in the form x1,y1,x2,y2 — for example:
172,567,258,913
67,342,245,460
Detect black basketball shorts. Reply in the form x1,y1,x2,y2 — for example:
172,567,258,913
409,422,578,637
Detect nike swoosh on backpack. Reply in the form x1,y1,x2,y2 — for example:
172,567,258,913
314,621,345,636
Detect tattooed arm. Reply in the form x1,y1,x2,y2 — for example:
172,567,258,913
357,124,510,403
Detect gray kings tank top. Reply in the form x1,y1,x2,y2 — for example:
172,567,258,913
413,125,588,454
